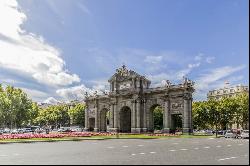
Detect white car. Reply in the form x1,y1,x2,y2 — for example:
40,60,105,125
224,130,236,138
239,130,249,139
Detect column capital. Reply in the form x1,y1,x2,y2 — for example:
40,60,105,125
183,93,192,100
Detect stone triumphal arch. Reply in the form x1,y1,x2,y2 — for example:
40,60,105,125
84,65,195,134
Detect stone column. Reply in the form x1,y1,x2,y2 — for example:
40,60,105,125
94,107,99,132
84,107,88,131
183,93,192,134
131,100,136,133
142,99,147,132
113,104,118,132
108,104,114,132
163,99,170,133
136,99,141,133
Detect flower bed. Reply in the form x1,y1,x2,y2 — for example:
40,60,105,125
0,132,181,140
0,132,92,140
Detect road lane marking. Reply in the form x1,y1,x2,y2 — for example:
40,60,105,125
204,146,210,149
180,149,188,151
138,145,144,147
238,144,243,146
139,153,145,155
194,148,199,150
122,146,128,148
173,143,179,144
0,154,7,157
218,158,226,161
131,154,136,156
227,145,232,147
150,152,156,154
169,150,176,152
230,157,237,159
216,145,221,148
107,147,114,148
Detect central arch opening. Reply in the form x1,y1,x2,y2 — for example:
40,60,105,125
100,108,109,132
119,106,131,133
171,114,182,132
89,118,95,131
149,105,163,132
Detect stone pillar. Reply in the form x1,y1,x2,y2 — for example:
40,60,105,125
108,104,114,132
110,104,114,128
131,100,136,133
94,107,99,132
136,99,141,133
183,93,192,134
113,104,118,132
163,99,170,133
84,107,88,131
142,99,147,132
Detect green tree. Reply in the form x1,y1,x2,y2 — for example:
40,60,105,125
68,103,85,127
192,101,210,129
153,106,163,130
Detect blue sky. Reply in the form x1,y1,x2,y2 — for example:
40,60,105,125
0,0,249,102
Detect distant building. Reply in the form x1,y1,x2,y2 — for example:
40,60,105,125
207,83,248,100
207,82,249,130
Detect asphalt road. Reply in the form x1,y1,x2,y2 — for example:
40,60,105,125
0,137,248,165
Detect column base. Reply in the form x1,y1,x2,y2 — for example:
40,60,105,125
135,128,141,133
142,128,147,133
182,128,193,134
131,128,137,133
108,128,118,132
94,128,99,132
162,128,170,133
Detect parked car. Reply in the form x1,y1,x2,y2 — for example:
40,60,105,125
224,130,236,138
17,129,25,133
3,128,10,133
11,129,19,134
23,128,32,133
238,130,249,139
35,128,44,133
58,127,72,132
71,128,83,132
31,126,40,132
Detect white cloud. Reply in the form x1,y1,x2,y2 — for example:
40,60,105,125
193,65,246,100
144,56,163,64
56,85,90,101
20,87,49,102
188,62,200,68
194,53,204,61
206,56,215,63
56,83,110,101
43,97,61,104
0,0,80,86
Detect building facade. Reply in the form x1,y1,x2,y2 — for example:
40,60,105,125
207,83,249,130
84,65,195,134
207,84,248,100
